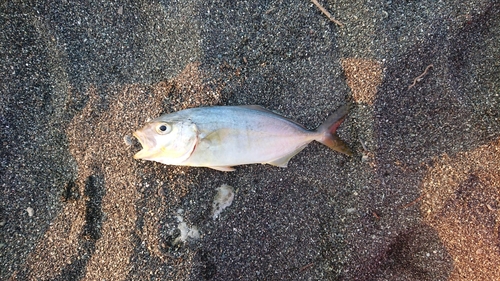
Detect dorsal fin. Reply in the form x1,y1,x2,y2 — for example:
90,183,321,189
237,105,273,113
237,105,308,130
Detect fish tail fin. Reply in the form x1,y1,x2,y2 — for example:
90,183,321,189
316,104,353,156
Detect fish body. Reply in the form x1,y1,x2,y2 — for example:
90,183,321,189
133,105,352,171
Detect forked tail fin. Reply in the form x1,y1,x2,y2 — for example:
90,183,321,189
316,104,353,156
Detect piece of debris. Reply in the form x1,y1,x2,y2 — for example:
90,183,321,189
173,215,200,244
300,262,315,272
212,184,235,220
26,207,34,217
310,0,344,27
408,64,434,89
123,135,133,146
400,193,425,209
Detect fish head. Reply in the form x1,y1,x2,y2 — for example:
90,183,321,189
133,117,198,164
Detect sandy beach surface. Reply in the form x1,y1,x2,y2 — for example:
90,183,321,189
1,1,499,280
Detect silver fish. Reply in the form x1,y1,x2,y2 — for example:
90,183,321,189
133,105,352,171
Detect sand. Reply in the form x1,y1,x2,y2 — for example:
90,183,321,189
1,1,499,280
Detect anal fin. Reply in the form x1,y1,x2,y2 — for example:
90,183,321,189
267,144,308,168
208,166,236,172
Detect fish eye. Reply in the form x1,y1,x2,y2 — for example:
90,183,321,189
155,123,171,134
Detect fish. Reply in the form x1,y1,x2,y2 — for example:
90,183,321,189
133,104,352,171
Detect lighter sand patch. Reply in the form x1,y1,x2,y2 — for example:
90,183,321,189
17,62,225,280
422,138,500,280
341,58,383,105
25,201,86,280
70,85,141,281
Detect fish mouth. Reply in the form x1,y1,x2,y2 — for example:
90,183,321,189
133,130,155,160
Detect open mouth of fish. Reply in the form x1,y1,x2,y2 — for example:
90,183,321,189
132,131,154,159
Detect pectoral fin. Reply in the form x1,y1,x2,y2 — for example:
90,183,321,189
201,129,233,145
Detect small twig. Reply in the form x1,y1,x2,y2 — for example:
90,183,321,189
359,137,369,151
408,64,434,90
400,193,425,209
300,262,315,272
310,0,344,27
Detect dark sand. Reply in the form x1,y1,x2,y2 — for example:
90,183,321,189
1,1,499,280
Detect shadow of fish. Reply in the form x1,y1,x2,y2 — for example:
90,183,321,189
133,105,352,171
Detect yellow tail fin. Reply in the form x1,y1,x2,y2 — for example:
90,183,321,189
317,104,353,156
